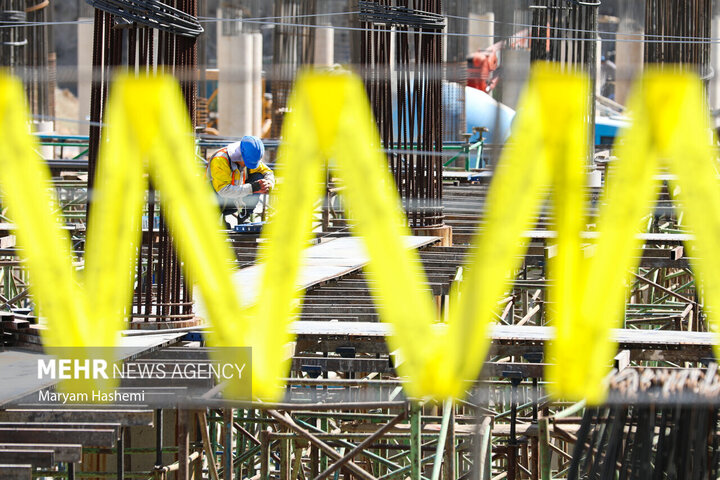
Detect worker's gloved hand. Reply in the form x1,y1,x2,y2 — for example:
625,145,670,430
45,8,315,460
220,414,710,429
251,179,270,194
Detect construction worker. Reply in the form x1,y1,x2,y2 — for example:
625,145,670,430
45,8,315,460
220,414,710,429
206,136,275,225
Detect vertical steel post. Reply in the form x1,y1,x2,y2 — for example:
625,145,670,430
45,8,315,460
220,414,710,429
538,418,551,480
236,409,244,479
531,378,540,479
260,429,271,480
320,417,329,471
502,372,524,480
280,430,291,480
444,401,456,480
224,408,234,480
410,402,422,480
178,410,190,480
155,409,163,469
117,427,124,480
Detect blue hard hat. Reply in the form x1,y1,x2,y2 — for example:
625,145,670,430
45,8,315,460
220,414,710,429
240,136,264,169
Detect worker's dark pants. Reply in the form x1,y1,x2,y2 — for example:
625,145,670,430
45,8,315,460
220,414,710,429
219,171,264,221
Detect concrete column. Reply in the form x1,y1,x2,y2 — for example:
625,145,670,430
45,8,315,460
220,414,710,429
217,7,253,136
500,49,530,110
615,18,644,106
710,15,720,114
77,17,93,136
468,12,494,54
252,32,263,137
314,27,335,67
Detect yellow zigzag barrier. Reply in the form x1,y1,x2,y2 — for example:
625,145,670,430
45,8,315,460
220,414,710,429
548,69,720,402
1,64,719,402
0,73,245,396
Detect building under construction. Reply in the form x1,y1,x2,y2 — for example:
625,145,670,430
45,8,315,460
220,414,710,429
1,0,720,479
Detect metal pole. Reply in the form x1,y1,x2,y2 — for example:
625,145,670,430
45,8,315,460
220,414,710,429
443,400,456,480
198,410,221,480
320,416,329,471
224,408,234,480
587,3,598,164
431,399,453,480
532,378,540,480
280,430,290,480
155,409,163,469
504,372,524,480
177,409,190,480
117,427,124,480
410,402,422,480
538,418,551,480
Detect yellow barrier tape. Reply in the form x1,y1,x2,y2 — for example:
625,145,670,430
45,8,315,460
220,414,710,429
238,72,326,399
542,67,598,402
3,66,719,403
639,72,720,358
548,74,660,402
659,74,720,364
0,72,245,396
254,72,437,399
0,74,84,349
271,65,591,399
445,64,589,398
0,74,115,394
548,71,720,403
102,75,249,398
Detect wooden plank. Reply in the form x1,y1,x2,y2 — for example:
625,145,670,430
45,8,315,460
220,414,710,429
0,428,116,448
0,444,81,463
523,230,693,244
0,464,31,480
291,321,717,349
0,449,53,466
0,422,120,431
291,356,547,376
292,321,391,337
197,236,439,312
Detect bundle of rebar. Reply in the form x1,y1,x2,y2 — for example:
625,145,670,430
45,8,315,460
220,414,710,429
570,403,720,479
529,0,598,159
86,0,199,324
0,0,55,121
270,0,317,138
529,0,598,68
0,0,26,74
360,0,445,228
566,364,720,479
645,0,711,73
